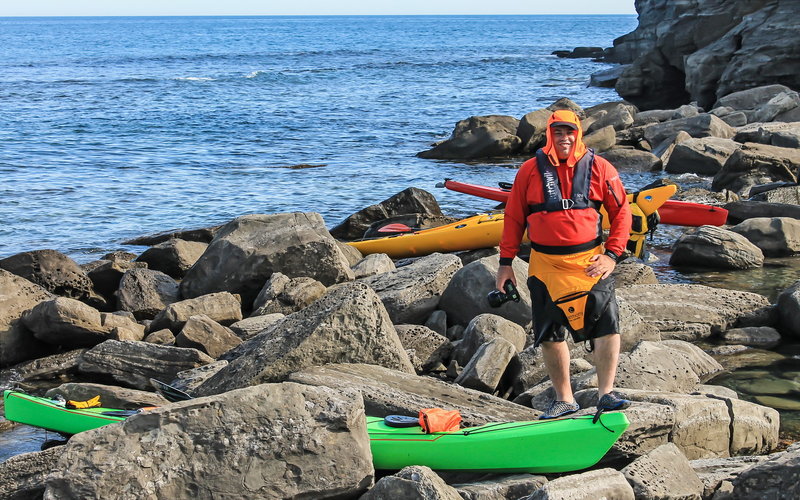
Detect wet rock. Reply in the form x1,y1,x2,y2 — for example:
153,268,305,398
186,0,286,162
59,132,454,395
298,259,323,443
417,115,522,159
44,383,374,499
250,272,327,316
725,201,800,223
181,212,354,305
228,313,284,341
599,148,661,171
149,292,242,333
45,382,168,409
195,282,414,395
361,465,461,500
0,348,85,385
665,137,740,175
777,280,800,338
713,143,800,196
359,253,462,324
116,268,179,320
135,238,208,279
720,326,782,349
0,249,93,302
331,187,444,241
621,443,704,500
175,314,242,359
351,253,396,279
0,269,53,366
730,217,800,257
394,324,449,373
452,313,526,367
288,363,539,426
455,337,516,393
671,226,764,270
78,339,214,390
719,443,800,499
0,447,60,500
524,468,634,500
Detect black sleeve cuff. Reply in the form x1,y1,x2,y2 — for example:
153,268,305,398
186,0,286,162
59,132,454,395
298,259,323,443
604,250,619,262
499,257,514,266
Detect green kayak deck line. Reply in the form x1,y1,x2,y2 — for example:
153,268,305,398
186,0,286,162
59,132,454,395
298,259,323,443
367,412,629,473
3,390,128,435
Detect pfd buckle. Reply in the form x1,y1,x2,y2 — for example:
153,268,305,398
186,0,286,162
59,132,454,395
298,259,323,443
561,199,575,210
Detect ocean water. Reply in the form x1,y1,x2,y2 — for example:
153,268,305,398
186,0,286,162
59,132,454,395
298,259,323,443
0,15,639,261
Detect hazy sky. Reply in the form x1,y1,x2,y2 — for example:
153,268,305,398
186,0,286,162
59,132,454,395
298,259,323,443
0,1,636,17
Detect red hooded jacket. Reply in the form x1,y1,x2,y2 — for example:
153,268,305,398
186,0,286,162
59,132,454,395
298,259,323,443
499,110,632,264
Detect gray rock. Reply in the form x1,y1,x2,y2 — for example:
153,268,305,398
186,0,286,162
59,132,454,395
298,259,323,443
622,442,704,500
84,258,147,300
180,212,354,305
394,324,449,373
452,313,526,367
439,256,532,328
611,260,658,287
194,282,414,395
175,314,242,359
523,468,634,500
44,383,374,499
690,455,770,499
454,337,516,393
600,147,662,171
753,91,800,123
251,272,327,316
615,340,724,394
750,185,800,204
78,339,214,390
359,253,462,324
361,465,462,500
424,310,447,337
714,85,796,112
0,269,53,366
287,363,539,426
777,280,800,339
418,115,522,159
135,238,208,279
228,313,285,340
116,268,179,320
633,109,676,126
0,249,93,302
713,143,800,196
45,382,168,409
583,125,616,152
352,253,396,279
122,225,220,246
644,114,735,151
585,102,636,133
589,65,627,88
143,328,175,345
337,240,363,267
150,292,242,333
734,121,800,148
169,360,228,394
665,137,740,175
0,349,85,385
720,327,782,349
724,396,780,456
516,109,553,153
725,201,800,223
670,226,764,270
331,187,444,241
730,217,800,257
454,474,548,500
719,443,800,499
0,447,60,500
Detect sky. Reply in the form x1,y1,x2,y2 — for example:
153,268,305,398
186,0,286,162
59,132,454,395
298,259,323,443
0,1,637,17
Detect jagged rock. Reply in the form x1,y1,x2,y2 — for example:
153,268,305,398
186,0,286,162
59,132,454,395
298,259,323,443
651,130,691,163
599,148,661,171
0,249,93,302
331,187,444,241
583,125,616,152
175,315,242,359
713,143,800,196
439,256,532,328
417,115,522,159
750,185,800,204
180,213,354,305
149,292,242,333
44,383,374,499
665,137,740,175
0,349,85,385
84,258,147,300
0,447,60,500
116,268,179,320
169,360,229,394
394,324,449,373
351,253,396,279
621,443,705,499
135,238,208,279
287,363,539,426
452,313,526,367
777,280,800,339
730,217,800,257
644,114,735,151
523,468,634,500
228,313,285,341
78,339,214,390
690,455,770,499
250,272,327,316
671,226,764,270
45,382,168,409
454,337,516,393
454,474,548,500
0,269,53,366
361,465,462,500
725,201,800,223
143,328,175,345
615,340,724,394
735,121,800,148
719,443,800,499
617,284,770,341
359,253,462,324
195,282,414,395
424,310,447,337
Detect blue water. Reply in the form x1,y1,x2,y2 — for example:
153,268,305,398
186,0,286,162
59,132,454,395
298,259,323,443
0,15,639,261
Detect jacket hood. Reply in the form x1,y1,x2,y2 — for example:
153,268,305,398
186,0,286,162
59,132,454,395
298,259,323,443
542,109,587,168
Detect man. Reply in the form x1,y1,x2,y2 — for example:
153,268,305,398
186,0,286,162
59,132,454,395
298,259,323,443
496,108,633,419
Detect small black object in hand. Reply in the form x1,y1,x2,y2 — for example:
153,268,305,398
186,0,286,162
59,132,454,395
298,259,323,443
487,280,521,308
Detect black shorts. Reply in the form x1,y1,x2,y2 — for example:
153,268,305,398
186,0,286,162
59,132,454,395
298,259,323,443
527,275,620,347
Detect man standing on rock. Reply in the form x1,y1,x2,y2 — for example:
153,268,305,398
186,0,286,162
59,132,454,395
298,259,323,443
496,109,633,419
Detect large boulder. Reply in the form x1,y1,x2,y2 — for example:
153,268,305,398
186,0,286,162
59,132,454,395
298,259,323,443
712,143,800,196
721,443,800,499
725,201,800,223
359,253,462,324
735,121,800,148
584,102,637,133
175,315,242,359
194,282,414,395
0,269,52,366
180,212,354,305
777,280,800,339
452,313,526,367
0,349,86,385
417,115,522,159
730,217,800,257
149,292,243,333
749,185,800,204
644,114,735,150
615,340,724,394
599,148,662,171
621,443,705,500
331,187,444,241
0,249,93,301
44,383,374,499
525,468,634,500
394,324,449,373
250,272,327,316
84,258,147,301
665,137,740,175
116,268,179,320
670,226,764,270
583,125,617,153
135,238,208,279
454,337,517,393
362,466,461,500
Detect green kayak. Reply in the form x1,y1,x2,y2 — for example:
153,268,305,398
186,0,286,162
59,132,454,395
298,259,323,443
3,390,131,435
367,412,629,473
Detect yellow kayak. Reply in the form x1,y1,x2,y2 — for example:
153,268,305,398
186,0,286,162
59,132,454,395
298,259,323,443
347,184,676,259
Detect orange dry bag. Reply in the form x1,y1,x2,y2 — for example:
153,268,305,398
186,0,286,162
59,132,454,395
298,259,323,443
419,408,462,433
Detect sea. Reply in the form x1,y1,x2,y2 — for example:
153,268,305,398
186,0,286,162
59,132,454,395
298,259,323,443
1,15,798,459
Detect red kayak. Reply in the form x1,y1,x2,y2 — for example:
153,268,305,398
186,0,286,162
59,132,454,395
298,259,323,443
442,179,728,227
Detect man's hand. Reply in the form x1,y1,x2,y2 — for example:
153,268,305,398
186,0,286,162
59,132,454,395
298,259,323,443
585,254,616,279
496,265,517,290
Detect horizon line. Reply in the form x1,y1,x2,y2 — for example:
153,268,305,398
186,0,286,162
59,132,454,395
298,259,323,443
0,13,638,18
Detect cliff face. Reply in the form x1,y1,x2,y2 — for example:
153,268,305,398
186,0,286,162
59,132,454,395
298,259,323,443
609,0,799,110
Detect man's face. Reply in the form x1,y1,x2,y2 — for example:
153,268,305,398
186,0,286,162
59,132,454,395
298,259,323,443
551,125,577,159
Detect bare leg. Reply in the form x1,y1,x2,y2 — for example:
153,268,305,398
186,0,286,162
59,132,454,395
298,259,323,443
541,341,573,402
592,333,621,396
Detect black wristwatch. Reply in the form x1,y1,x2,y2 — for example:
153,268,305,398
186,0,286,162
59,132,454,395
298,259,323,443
604,250,620,262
